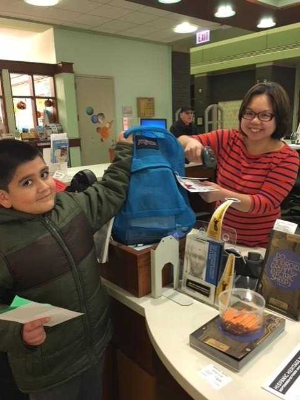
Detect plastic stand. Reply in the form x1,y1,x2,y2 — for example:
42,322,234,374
151,236,193,306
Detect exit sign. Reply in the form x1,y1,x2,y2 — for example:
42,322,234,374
196,30,210,45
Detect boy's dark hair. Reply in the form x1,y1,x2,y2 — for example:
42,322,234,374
238,81,291,139
0,139,42,191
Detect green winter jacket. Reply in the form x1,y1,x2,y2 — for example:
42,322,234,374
0,142,132,393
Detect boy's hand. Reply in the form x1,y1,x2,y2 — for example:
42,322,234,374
22,317,50,346
117,131,133,144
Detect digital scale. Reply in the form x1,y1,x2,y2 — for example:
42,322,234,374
190,313,285,371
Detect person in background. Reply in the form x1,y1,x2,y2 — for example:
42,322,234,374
0,133,132,400
170,106,198,138
179,82,299,248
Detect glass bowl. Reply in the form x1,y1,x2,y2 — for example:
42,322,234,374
218,288,266,336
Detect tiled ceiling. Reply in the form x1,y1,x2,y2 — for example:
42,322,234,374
130,0,300,32
0,0,221,44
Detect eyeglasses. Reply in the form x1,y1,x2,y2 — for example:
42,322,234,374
242,110,275,122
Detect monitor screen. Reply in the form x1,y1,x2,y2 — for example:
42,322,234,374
140,118,167,129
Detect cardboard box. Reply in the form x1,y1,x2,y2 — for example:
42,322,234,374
99,239,186,297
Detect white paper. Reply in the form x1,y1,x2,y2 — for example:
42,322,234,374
176,174,218,193
263,343,300,399
199,364,232,390
94,218,114,263
52,170,67,182
0,302,83,327
273,219,298,234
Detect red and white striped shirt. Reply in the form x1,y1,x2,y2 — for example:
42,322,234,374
194,129,299,248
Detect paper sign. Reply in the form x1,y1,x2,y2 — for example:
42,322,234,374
273,219,298,234
176,175,218,193
0,297,83,327
263,343,300,399
199,364,232,390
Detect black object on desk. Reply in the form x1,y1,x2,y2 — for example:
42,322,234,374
66,169,97,192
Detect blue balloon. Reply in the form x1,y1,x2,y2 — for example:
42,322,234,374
86,106,94,115
91,115,98,124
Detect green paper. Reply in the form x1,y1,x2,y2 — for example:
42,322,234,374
0,296,32,315
11,296,32,308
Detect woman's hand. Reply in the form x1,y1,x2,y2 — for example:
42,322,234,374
22,317,50,346
178,136,203,163
199,181,252,212
199,181,225,203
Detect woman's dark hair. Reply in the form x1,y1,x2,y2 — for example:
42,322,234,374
238,81,291,139
0,139,42,191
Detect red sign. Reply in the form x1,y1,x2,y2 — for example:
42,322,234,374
196,30,210,45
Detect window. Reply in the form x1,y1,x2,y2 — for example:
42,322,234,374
0,75,8,136
10,73,57,134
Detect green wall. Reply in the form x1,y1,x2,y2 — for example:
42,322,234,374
53,28,172,138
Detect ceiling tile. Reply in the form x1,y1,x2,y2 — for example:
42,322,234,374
92,25,118,33
138,5,171,17
54,0,100,13
88,0,111,3
120,24,160,35
99,19,135,31
142,29,175,40
73,13,111,26
106,0,143,10
41,8,81,22
144,17,179,29
6,2,50,17
166,12,193,21
91,4,133,18
187,16,220,28
118,10,158,23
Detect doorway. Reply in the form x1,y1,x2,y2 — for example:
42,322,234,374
75,75,116,165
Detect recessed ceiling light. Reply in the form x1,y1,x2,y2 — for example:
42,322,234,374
158,0,181,3
173,22,198,34
24,0,59,6
214,5,236,18
257,17,276,28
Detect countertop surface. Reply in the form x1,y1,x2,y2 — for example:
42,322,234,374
102,269,299,400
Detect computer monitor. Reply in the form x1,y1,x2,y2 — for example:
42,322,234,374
140,118,167,129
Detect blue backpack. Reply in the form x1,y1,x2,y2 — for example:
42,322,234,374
113,126,196,245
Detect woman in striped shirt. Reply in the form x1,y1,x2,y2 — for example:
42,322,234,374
179,82,299,248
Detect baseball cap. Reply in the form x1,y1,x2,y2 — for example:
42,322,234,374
180,106,194,113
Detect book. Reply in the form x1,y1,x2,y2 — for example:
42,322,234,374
190,313,285,372
259,230,300,320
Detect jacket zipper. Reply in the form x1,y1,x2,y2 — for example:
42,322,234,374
42,216,96,361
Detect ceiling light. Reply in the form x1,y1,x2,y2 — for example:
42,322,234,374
214,5,236,18
257,17,276,28
24,0,59,6
158,0,181,3
173,22,198,34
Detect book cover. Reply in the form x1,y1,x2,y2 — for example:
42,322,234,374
205,239,224,285
190,313,285,371
259,230,300,320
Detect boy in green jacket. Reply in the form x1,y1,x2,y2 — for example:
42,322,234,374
0,134,132,399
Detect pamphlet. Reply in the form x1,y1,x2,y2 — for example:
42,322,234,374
0,296,83,327
50,133,69,164
263,343,300,399
176,174,218,193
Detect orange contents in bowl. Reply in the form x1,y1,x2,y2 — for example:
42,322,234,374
221,307,262,335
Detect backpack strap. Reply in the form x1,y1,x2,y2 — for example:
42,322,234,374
124,125,177,141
